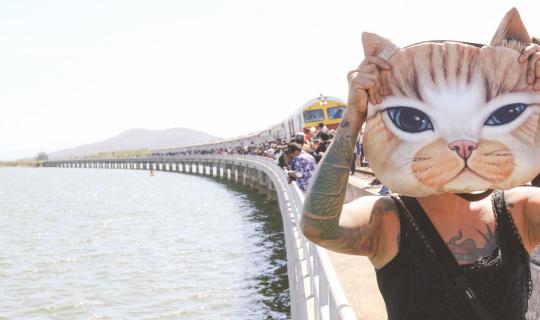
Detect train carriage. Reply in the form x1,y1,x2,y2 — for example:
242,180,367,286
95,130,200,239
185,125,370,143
299,94,346,131
153,94,346,155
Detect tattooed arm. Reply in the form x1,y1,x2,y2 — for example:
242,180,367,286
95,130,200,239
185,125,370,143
301,56,400,267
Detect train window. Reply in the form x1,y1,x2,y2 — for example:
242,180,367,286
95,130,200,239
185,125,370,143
328,106,345,119
303,109,324,122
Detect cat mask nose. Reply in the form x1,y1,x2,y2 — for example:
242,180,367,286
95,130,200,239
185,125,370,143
448,140,478,160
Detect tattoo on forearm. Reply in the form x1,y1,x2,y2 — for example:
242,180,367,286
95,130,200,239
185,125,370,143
304,134,357,214
301,111,366,248
447,224,497,264
340,120,351,128
321,134,357,166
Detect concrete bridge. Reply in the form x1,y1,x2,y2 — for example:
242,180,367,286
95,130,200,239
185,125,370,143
44,155,540,320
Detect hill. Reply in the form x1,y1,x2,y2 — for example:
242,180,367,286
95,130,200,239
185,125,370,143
49,128,219,159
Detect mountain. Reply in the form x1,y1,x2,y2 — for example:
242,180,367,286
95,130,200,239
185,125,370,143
49,128,220,159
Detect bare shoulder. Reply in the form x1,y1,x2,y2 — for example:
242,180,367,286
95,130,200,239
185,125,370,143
340,195,400,233
343,195,398,213
341,195,401,267
505,186,540,200
504,186,540,211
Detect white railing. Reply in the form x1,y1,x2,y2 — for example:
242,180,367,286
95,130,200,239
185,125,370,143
290,184,357,320
224,155,357,320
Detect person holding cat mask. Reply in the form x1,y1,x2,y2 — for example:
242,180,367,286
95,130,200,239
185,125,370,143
301,8,540,320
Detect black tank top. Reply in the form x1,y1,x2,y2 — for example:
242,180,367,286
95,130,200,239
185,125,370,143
376,190,532,319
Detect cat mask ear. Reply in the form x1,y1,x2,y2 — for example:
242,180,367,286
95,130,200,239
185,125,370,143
362,32,400,60
490,7,531,50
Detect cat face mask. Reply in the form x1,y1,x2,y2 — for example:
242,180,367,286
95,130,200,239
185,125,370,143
362,8,540,196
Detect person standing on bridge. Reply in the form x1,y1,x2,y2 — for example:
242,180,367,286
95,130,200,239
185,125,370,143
287,142,316,192
301,8,540,320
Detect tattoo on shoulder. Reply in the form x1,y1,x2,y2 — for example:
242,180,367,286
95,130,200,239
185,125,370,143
369,198,397,223
340,198,398,253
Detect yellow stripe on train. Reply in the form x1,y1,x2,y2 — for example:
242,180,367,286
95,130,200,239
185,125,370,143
301,94,346,130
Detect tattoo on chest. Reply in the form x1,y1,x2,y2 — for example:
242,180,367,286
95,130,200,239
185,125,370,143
446,224,497,264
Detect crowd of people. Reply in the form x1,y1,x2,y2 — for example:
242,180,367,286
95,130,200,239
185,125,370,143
166,122,372,192
193,123,342,192
258,122,367,192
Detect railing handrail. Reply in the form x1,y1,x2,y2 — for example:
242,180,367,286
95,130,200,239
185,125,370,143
216,155,357,319
292,185,357,320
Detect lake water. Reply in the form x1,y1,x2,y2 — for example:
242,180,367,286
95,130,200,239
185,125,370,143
0,167,289,319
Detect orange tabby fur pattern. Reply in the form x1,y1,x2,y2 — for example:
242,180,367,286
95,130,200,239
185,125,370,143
362,8,540,196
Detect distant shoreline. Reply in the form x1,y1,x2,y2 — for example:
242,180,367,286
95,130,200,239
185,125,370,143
0,160,44,167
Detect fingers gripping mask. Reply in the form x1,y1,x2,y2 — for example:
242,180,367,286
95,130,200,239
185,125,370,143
362,8,540,196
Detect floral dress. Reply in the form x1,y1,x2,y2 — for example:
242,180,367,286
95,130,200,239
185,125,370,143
289,152,317,192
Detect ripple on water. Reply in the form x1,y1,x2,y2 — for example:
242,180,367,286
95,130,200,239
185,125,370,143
0,168,289,319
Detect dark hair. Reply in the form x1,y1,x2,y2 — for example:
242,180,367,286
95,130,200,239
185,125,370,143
294,132,305,144
286,142,302,154
318,122,324,127
320,132,330,141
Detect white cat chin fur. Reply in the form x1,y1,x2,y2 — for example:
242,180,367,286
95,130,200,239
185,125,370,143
377,165,540,197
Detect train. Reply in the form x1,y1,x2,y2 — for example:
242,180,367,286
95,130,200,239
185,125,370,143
153,94,346,156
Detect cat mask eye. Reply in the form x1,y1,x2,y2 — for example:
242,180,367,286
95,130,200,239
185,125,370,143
361,7,540,197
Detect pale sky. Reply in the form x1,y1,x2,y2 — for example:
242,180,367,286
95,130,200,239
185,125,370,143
1,0,539,160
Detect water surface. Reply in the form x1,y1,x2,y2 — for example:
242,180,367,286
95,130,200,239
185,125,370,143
0,167,289,319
